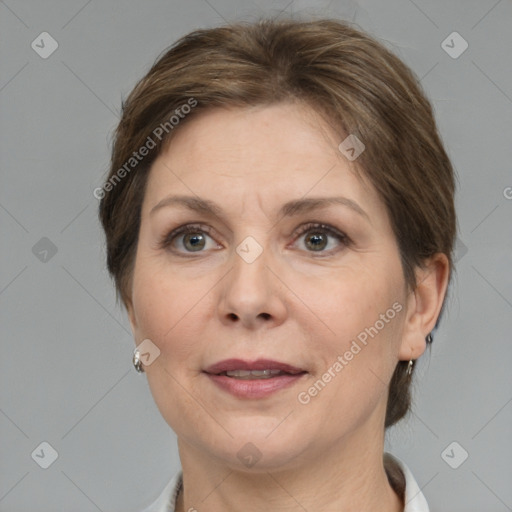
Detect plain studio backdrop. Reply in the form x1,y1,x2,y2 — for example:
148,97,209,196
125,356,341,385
1,1,511,511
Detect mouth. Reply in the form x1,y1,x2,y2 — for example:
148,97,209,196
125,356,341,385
215,369,301,380
203,359,308,399
203,358,307,378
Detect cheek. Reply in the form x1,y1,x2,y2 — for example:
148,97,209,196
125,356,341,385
131,257,224,373
304,262,405,384
294,276,405,436
131,266,209,429
131,262,192,358
308,263,400,336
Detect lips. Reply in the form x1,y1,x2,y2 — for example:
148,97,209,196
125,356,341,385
203,359,308,399
204,358,306,376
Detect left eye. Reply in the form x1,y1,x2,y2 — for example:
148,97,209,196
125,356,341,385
292,223,349,254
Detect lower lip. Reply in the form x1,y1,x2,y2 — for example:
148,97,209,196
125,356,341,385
204,372,307,399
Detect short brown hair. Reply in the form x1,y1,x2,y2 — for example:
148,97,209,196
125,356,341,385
99,17,456,427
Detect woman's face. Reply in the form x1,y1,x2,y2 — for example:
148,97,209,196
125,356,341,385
127,102,416,470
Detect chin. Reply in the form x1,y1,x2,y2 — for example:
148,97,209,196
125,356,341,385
222,442,307,473
199,420,313,472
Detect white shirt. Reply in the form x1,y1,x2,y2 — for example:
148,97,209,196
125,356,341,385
141,453,429,512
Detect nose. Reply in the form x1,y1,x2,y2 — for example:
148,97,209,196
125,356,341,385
216,239,288,329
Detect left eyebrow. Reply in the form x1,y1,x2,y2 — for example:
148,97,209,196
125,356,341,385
278,196,370,223
150,194,370,223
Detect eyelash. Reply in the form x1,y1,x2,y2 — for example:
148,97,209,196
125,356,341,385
158,222,351,257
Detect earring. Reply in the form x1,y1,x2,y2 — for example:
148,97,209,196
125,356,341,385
406,359,414,376
426,333,433,344
132,348,145,373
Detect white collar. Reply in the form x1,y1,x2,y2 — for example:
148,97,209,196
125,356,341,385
388,453,430,511
141,453,429,512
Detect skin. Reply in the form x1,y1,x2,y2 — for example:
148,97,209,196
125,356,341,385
126,102,449,512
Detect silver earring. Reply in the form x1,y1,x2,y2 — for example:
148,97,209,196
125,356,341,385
132,348,145,373
426,333,433,344
406,359,414,376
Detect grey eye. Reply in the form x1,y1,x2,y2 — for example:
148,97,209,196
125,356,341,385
304,232,328,251
182,232,207,251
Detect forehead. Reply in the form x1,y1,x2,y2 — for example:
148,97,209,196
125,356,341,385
159,102,344,173
142,103,385,221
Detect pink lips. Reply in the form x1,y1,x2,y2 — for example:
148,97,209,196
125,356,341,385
203,358,307,399
204,358,305,375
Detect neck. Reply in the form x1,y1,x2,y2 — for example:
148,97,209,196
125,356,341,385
174,428,403,512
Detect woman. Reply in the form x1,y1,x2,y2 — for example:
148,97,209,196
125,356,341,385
99,17,455,512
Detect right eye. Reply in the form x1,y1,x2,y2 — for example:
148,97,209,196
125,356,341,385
159,224,221,254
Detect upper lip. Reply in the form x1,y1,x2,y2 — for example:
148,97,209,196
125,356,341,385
204,359,306,375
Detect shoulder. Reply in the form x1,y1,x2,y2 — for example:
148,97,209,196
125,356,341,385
140,470,183,512
385,452,430,512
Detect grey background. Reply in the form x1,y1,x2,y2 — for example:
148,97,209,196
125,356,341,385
1,0,511,511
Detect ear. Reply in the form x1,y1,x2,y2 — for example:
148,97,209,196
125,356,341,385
398,253,451,361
